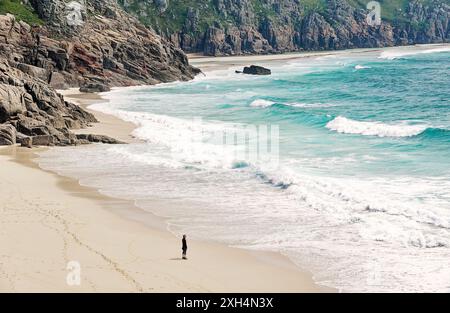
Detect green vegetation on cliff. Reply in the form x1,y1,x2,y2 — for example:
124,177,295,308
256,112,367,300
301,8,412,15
119,0,447,34
117,0,216,34
348,0,445,22
119,0,327,33
0,0,43,25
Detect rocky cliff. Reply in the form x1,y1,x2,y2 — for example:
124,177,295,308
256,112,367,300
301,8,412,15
1,55,105,147
1,0,200,147
1,0,200,89
121,0,450,56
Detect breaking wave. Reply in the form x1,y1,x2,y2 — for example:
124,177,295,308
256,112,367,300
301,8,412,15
326,116,428,138
250,99,276,108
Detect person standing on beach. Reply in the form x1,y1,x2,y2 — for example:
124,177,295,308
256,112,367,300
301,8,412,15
182,235,188,260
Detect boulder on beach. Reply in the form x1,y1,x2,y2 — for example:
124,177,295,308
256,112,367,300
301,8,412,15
79,82,111,93
76,134,125,145
242,65,271,75
20,136,32,148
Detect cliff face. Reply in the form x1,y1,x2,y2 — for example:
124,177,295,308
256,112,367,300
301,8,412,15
1,0,200,89
121,0,450,56
1,0,200,147
395,0,450,45
0,55,98,147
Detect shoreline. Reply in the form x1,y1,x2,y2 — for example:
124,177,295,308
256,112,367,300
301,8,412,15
0,89,333,292
188,43,450,72
58,89,140,144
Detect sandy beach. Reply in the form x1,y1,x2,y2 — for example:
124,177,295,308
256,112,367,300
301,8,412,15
0,80,332,292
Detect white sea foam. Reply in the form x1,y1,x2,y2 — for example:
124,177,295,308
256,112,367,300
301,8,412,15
379,46,450,60
326,116,428,137
90,102,275,170
107,145,184,169
250,99,276,108
354,65,371,70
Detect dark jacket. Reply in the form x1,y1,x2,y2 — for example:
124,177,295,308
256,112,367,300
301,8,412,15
182,238,187,251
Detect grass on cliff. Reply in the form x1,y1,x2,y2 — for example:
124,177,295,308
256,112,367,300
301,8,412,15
119,0,225,34
346,0,408,21
120,0,329,33
120,0,448,34
347,0,445,23
0,0,43,25
301,0,328,14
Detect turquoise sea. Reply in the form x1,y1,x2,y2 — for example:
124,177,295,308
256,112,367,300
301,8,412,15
39,45,450,292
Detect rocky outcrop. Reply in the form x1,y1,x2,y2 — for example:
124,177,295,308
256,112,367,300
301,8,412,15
123,0,450,56
1,1,201,147
0,0,200,89
79,82,111,93
242,65,271,75
0,124,16,145
76,134,124,144
0,56,104,147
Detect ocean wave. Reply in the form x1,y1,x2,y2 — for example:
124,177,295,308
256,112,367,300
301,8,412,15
354,65,371,70
250,99,336,109
326,116,428,138
90,102,268,170
416,127,450,142
379,46,450,60
253,163,450,239
250,99,276,108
